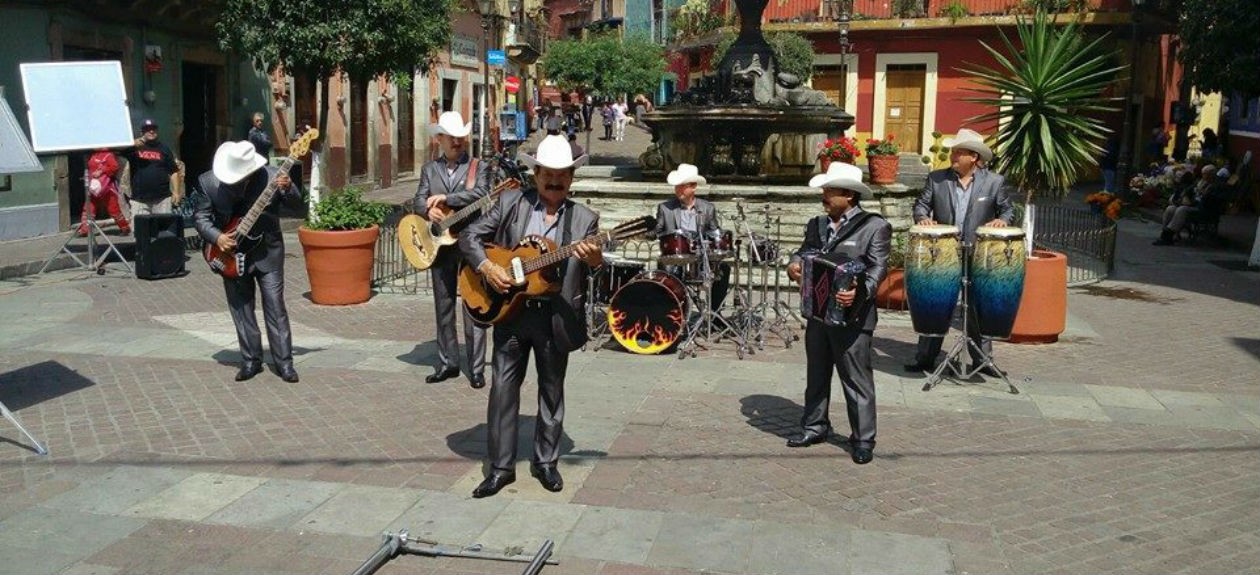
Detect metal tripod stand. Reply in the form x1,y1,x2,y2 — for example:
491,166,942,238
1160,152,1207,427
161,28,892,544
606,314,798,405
921,244,1019,394
676,228,748,359
39,218,132,276
350,530,556,575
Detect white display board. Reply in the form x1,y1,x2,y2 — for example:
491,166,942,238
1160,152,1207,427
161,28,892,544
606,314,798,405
19,61,135,153
0,88,41,173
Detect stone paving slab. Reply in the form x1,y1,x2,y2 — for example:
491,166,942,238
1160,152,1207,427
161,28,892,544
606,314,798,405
40,465,193,516
204,478,345,530
123,472,268,522
294,484,419,536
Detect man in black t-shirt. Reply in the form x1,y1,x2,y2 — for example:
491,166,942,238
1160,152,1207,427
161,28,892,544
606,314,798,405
122,118,180,215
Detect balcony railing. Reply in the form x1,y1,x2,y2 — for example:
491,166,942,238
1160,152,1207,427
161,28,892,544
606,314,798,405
759,0,1125,24
507,17,546,57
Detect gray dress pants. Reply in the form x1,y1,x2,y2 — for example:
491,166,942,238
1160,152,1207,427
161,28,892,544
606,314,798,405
803,320,876,448
430,252,487,377
487,305,568,472
223,268,293,368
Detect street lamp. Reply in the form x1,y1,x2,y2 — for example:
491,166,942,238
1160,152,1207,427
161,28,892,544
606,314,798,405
837,0,852,55
478,0,497,161
1116,0,1145,196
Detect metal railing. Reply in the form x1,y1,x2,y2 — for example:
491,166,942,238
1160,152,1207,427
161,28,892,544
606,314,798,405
1031,204,1116,285
372,204,431,294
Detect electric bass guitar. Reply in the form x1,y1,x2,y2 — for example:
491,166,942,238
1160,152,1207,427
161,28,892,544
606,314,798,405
459,215,656,326
203,128,319,278
397,177,520,271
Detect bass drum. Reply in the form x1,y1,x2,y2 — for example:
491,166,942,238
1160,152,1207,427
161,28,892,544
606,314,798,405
608,270,688,355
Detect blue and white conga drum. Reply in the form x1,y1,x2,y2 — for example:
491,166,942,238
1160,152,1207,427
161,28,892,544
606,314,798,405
970,226,1026,339
905,224,962,336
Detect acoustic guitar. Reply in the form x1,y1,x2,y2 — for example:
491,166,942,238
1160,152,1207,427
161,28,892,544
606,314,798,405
397,177,520,271
459,215,656,326
203,128,319,278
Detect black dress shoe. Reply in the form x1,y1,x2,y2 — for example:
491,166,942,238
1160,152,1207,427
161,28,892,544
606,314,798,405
276,365,300,383
472,472,516,498
976,366,1007,378
529,463,564,492
235,362,263,382
425,366,460,384
469,374,486,389
786,430,830,448
851,447,874,465
903,361,932,373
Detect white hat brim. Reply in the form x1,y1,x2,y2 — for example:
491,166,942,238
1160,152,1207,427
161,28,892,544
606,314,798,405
944,139,993,162
212,143,267,185
517,151,589,170
666,172,706,186
808,174,870,195
428,122,472,138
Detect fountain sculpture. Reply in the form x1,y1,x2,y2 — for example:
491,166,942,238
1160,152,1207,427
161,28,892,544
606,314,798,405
639,0,854,182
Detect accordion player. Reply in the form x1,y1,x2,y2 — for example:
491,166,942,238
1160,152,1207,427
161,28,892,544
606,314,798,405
799,251,868,327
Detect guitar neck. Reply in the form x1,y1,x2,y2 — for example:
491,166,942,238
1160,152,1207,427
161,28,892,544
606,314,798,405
437,189,499,233
522,230,612,274
235,157,296,237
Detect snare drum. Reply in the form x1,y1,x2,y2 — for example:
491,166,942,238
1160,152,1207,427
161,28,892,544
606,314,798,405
904,224,962,336
970,226,1026,339
658,231,697,265
745,234,780,265
593,257,647,305
607,270,688,355
705,229,735,260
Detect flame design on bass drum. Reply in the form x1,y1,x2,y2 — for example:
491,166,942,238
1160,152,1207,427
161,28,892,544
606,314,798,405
606,270,688,354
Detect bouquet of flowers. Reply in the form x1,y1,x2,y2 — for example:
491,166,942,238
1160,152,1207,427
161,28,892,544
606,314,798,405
1085,191,1123,221
817,136,861,163
865,134,900,156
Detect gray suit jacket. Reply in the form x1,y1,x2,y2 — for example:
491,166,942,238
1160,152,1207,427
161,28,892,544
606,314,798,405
194,166,301,274
654,197,721,237
791,208,892,331
414,153,488,214
913,168,1016,242
459,189,600,345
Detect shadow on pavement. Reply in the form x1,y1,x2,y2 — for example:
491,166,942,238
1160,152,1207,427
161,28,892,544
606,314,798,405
444,416,576,464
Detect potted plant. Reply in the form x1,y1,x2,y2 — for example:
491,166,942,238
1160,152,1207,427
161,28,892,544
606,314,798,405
817,135,862,171
876,231,908,310
298,187,392,305
961,9,1122,343
865,134,900,185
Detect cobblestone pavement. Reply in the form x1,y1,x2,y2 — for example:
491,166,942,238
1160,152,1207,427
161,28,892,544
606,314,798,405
1,201,1259,574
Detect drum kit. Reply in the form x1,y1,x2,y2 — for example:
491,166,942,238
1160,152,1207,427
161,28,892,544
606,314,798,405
906,223,1026,393
585,200,800,359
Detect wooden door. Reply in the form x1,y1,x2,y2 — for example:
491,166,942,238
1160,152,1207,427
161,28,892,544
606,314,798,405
397,85,415,175
812,67,847,109
884,65,926,154
293,74,318,183
350,81,368,179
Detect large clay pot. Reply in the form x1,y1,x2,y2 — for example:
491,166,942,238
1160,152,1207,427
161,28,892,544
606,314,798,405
1009,249,1067,344
875,268,906,310
868,154,899,185
299,225,380,305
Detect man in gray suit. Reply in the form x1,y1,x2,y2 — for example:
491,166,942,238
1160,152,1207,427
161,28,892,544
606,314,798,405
194,141,302,383
786,162,891,464
905,128,1015,376
459,134,603,498
654,163,731,308
415,111,489,388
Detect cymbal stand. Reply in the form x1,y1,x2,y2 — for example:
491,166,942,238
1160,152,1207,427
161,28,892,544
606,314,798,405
922,244,1019,394
676,230,748,359
583,273,610,352
751,206,798,349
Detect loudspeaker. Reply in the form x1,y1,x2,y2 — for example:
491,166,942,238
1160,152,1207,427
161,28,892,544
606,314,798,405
134,214,186,279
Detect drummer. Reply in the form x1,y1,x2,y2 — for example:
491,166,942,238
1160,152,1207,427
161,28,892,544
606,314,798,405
904,128,1015,377
654,163,731,309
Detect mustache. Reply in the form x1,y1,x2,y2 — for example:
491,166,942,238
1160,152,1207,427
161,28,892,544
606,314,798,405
545,185,565,192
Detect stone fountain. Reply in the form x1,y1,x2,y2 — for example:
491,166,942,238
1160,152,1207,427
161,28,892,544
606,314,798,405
639,0,853,183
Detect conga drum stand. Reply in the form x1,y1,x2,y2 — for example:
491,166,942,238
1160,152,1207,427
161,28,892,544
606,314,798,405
922,245,1019,395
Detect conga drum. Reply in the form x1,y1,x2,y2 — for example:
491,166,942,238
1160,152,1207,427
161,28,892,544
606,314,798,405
970,226,1026,339
904,224,962,336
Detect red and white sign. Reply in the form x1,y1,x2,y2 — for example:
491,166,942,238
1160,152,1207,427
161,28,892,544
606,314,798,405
504,76,520,94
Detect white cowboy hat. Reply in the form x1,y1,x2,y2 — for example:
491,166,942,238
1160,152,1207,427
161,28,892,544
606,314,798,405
666,163,707,186
808,161,870,195
427,111,472,138
944,128,994,162
518,134,588,170
212,141,267,185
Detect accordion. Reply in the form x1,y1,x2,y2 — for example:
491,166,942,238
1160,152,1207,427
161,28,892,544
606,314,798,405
799,251,868,327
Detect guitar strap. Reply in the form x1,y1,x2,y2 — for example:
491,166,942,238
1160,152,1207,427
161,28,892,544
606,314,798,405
557,200,575,279
466,158,479,191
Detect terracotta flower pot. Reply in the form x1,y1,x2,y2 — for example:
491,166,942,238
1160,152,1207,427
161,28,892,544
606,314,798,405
1009,249,1067,344
876,267,907,310
299,225,380,305
868,154,899,185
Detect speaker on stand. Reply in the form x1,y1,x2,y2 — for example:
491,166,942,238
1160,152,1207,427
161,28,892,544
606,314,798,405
134,213,187,279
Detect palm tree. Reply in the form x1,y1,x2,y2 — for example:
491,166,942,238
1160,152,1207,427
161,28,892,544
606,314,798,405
960,10,1124,252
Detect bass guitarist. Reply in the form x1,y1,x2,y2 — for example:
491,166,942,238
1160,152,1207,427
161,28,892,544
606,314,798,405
415,111,489,388
193,141,302,383
458,134,603,498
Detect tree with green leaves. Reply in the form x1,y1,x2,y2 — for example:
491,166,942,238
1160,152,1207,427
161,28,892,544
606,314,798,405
540,33,666,99
712,31,815,83
217,0,457,200
1176,0,1260,98
960,10,1123,250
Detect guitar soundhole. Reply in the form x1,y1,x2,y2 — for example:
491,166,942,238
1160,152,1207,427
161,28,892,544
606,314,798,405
429,222,442,237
